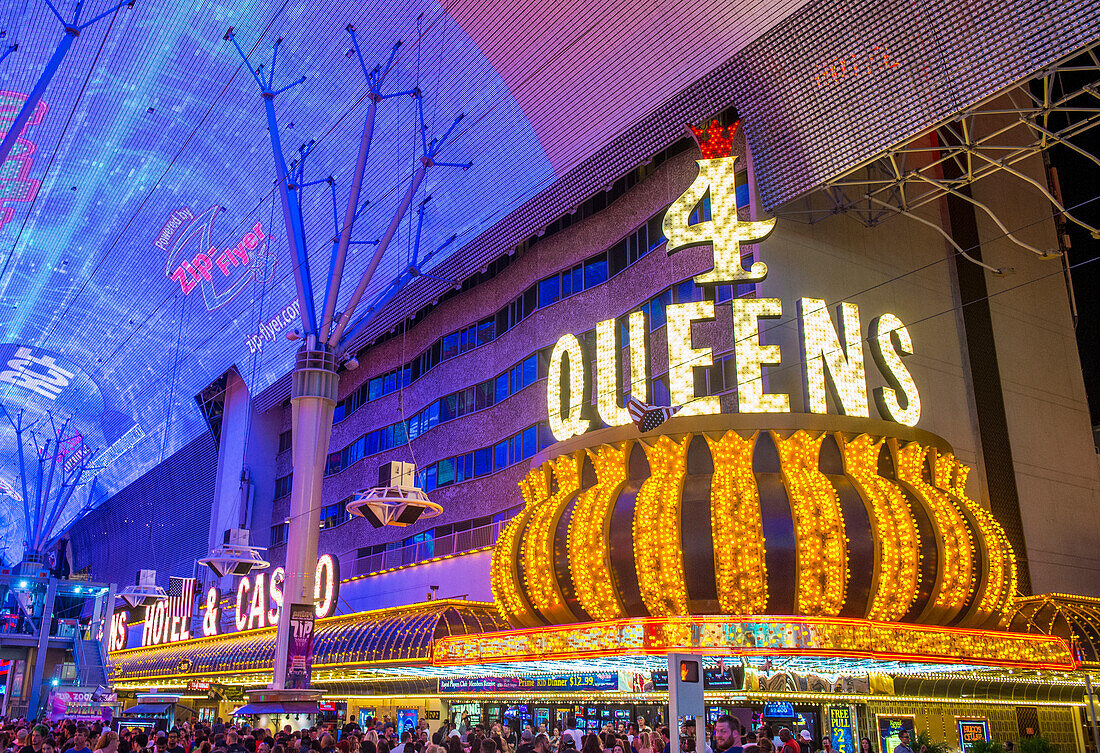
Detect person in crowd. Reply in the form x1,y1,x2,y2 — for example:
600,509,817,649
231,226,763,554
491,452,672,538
796,733,811,753
713,717,741,753
94,733,119,753
561,723,582,753
62,728,91,753
891,732,922,753
858,739,874,753
776,731,798,753
167,732,185,753
817,740,833,753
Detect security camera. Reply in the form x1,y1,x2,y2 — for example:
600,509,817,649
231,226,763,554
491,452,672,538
286,329,302,341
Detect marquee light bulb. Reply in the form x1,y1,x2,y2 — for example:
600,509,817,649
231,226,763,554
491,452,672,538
731,298,790,413
666,301,720,417
798,298,869,418
547,334,590,441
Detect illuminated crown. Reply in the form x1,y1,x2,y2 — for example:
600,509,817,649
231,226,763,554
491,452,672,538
688,119,737,159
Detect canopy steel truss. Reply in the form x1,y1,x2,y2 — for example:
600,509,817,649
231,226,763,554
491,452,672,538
778,41,1100,276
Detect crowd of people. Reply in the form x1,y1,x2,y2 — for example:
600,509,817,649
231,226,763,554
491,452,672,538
0,715,888,753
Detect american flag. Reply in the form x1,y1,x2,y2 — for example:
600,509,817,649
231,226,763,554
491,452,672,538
167,577,196,622
627,396,681,433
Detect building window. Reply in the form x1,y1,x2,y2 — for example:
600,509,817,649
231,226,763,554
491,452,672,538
270,521,289,546
274,473,293,499
320,499,350,530
278,430,292,454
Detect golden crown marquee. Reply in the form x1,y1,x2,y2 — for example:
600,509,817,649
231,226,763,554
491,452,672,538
491,414,1017,633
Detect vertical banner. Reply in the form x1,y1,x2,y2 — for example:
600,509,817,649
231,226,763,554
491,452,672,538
829,707,855,753
957,720,990,753
285,603,316,689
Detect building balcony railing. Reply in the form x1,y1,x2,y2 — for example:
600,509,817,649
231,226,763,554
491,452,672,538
351,518,507,576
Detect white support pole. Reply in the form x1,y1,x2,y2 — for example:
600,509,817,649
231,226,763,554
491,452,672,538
271,349,339,689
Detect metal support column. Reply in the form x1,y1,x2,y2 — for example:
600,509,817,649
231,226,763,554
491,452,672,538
25,577,57,720
1085,675,1100,753
271,349,338,689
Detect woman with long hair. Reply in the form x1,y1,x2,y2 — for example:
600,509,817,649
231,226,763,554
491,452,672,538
858,740,874,753
94,733,120,753
581,735,601,753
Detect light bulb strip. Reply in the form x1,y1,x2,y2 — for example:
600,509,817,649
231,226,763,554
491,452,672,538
706,430,768,613
568,443,629,620
937,453,1018,626
522,453,582,622
490,468,544,627
840,433,921,621
894,441,975,616
634,435,690,616
775,430,849,616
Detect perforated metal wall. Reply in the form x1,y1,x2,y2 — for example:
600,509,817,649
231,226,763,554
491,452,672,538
69,433,216,587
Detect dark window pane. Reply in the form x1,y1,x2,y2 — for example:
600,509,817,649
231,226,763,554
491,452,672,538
393,422,407,446
675,279,695,303
475,380,492,411
496,308,509,335
442,332,460,360
608,239,628,276
653,375,670,405
584,255,608,289
440,394,457,422
332,403,345,424
495,441,508,470
368,377,384,401
437,457,455,487
428,402,440,429
523,355,537,388
383,370,396,393
523,426,536,458
365,432,379,456
496,373,509,403
561,267,573,297
571,266,583,294
425,464,437,492
539,422,556,450
523,285,537,317
539,275,560,307
648,214,665,250
478,318,495,345
474,447,492,476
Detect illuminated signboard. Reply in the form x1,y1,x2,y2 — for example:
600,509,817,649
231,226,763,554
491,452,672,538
112,555,339,649
877,716,914,753
956,720,990,753
547,121,919,441
829,706,855,753
202,553,339,638
439,672,618,693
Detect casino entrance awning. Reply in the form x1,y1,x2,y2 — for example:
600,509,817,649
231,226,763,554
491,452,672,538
109,600,507,684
